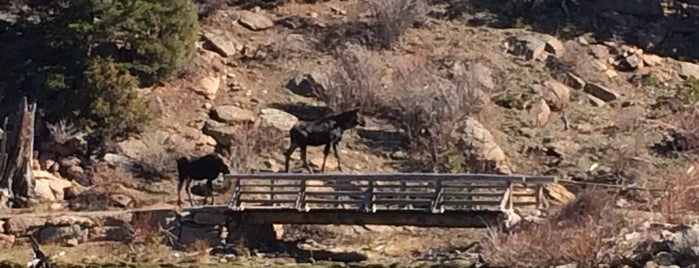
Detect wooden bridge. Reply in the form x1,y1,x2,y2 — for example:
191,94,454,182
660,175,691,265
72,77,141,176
224,173,558,228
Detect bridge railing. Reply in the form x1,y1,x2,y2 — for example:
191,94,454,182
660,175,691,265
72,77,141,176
225,173,557,213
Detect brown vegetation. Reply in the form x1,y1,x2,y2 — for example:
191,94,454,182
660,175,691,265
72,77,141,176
480,189,623,267
315,44,382,114
225,123,286,173
369,0,428,49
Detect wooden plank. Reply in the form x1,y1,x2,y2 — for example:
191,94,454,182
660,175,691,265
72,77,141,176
305,199,364,204
441,200,502,206
373,192,435,197
238,184,303,188
239,199,297,204
304,191,367,196
373,199,433,204
225,173,557,183
239,190,301,195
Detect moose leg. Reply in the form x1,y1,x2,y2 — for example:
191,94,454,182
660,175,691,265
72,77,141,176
300,146,313,174
321,143,331,173
205,179,214,205
177,179,185,207
333,142,343,172
185,179,195,207
284,143,298,173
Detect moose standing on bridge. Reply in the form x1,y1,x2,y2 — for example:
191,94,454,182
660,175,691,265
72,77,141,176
284,108,366,173
176,153,231,207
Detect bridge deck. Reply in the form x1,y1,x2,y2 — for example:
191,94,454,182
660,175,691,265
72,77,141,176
224,172,557,217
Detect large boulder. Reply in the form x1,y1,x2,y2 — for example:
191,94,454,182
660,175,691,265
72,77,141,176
33,170,73,201
211,105,257,124
202,120,237,147
456,117,513,174
191,74,220,100
678,61,699,79
259,108,299,131
238,11,274,31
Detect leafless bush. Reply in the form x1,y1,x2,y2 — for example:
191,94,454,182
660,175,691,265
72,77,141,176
315,43,383,114
389,59,490,171
480,189,623,266
368,0,428,49
657,170,699,224
225,123,285,172
132,132,179,181
46,119,84,144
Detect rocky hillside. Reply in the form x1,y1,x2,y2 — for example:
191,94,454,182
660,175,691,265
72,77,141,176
2,0,699,267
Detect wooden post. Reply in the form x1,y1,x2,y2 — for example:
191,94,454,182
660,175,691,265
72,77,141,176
431,179,444,213
363,179,375,213
227,178,242,211
295,178,306,212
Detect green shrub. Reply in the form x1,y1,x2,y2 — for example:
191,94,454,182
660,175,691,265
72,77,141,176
679,77,699,107
81,56,154,139
94,0,200,85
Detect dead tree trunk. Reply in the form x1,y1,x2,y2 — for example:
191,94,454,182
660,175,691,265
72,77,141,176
0,97,37,208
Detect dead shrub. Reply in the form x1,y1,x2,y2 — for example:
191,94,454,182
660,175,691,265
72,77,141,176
132,132,179,181
657,170,699,224
368,0,428,49
224,123,285,172
45,119,85,145
388,59,490,171
480,189,623,267
124,211,177,262
315,43,383,114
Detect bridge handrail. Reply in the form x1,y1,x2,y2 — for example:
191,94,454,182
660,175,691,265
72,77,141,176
224,172,558,184
226,172,558,213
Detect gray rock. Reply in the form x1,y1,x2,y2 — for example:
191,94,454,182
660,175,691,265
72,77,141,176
38,224,86,244
565,72,586,90
623,54,641,70
541,80,571,110
238,11,274,31
507,35,546,60
679,61,699,79
544,37,565,58
259,108,299,131
584,83,619,102
286,73,326,97
202,120,237,147
456,117,512,174
202,30,241,57
60,156,81,167
555,263,578,268
103,153,134,168
211,105,257,124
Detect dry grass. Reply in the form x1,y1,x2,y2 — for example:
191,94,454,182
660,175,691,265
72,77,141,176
480,189,623,267
368,0,428,49
657,170,699,224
